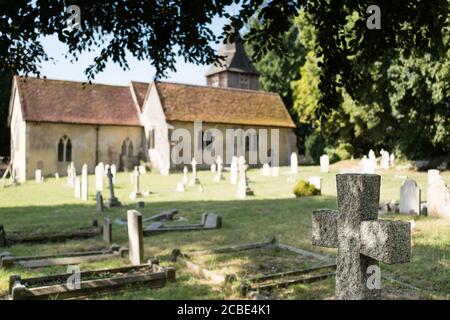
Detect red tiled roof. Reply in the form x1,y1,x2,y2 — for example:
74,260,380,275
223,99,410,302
130,81,149,111
154,81,296,128
15,76,141,126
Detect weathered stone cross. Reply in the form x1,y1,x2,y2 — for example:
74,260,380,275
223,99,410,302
312,174,411,300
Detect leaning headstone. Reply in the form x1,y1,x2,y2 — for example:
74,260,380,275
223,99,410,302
81,164,88,201
261,163,270,176
213,156,224,182
230,157,238,184
312,174,411,299
127,210,144,265
320,155,329,173
96,192,104,213
35,170,43,183
399,179,421,215
106,167,121,208
103,218,112,244
95,163,104,192
189,158,200,186
74,177,81,198
290,152,298,174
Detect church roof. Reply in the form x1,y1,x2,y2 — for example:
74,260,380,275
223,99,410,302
154,81,295,128
14,76,141,126
205,33,260,77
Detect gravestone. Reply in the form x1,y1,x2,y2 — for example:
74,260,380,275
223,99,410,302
213,156,224,182
320,155,329,173
361,156,375,174
389,154,395,167
189,158,200,186
127,210,144,265
35,170,43,183
261,163,270,176
81,164,88,201
104,164,110,176
271,166,279,177
312,174,411,299
182,166,189,184
54,173,60,179
138,165,147,175
130,166,142,199
368,149,376,165
380,150,390,170
428,169,440,185
95,163,104,192
399,179,421,215
74,177,81,198
236,159,254,198
290,152,298,174
308,176,322,194
96,192,104,213
136,201,145,209
106,167,122,208
103,218,112,244
67,164,73,187
230,157,238,184
210,163,216,173
176,181,185,192
427,171,450,219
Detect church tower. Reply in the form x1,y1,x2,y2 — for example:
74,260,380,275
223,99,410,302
206,32,260,91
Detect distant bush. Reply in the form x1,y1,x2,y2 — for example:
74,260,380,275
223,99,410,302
325,142,354,163
293,180,320,197
305,133,325,164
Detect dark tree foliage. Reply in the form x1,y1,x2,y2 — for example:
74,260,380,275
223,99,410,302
0,72,12,157
0,0,447,117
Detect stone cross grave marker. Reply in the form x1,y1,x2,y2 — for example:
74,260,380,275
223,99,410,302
214,156,223,182
106,167,121,208
399,179,421,215
176,181,185,192
236,158,254,198
312,174,411,299
290,152,298,174
230,156,238,184
320,155,329,173
130,166,142,199
111,164,117,184
127,210,144,265
189,158,199,186
81,164,89,201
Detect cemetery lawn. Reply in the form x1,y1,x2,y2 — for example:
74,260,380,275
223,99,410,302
0,163,449,300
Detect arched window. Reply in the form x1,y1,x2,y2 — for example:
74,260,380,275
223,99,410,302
127,141,134,157
57,135,72,162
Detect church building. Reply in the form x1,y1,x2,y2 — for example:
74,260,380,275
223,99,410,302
8,34,297,181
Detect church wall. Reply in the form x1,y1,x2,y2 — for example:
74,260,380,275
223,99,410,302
140,83,171,172
10,89,27,182
168,120,297,170
226,72,259,90
24,122,142,179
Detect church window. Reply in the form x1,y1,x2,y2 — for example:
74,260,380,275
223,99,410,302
121,138,133,157
57,135,72,162
149,129,155,149
239,74,250,89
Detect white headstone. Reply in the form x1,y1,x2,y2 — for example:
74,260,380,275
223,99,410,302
183,166,189,184
35,169,43,183
389,154,395,167
81,164,88,201
127,210,144,265
213,156,223,182
271,166,279,177
427,170,450,219
74,177,81,198
380,150,390,170
95,163,104,192
111,164,117,184
230,157,238,184
400,179,421,215
189,158,199,186
176,181,185,192
54,173,60,179
361,156,375,174
210,163,216,173
290,152,298,174
138,165,147,175
261,163,270,176
428,169,440,185
320,155,329,173
308,176,322,193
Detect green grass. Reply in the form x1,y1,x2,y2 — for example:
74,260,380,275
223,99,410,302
0,163,449,299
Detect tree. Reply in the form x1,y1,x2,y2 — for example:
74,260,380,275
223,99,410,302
0,72,12,157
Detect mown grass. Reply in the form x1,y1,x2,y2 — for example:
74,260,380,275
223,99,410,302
0,163,449,299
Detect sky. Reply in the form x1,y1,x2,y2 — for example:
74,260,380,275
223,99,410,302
36,7,240,87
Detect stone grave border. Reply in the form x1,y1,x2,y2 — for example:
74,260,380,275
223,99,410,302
144,213,222,236
170,236,336,297
1,244,128,269
9,261,176,300
0,220,102,247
